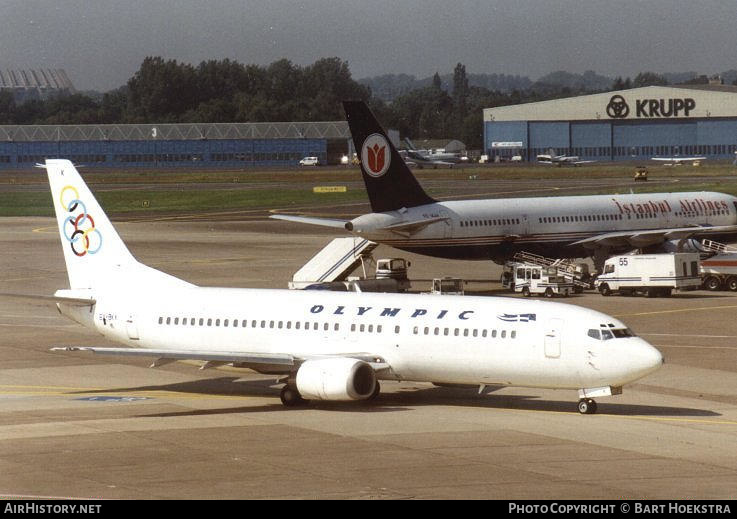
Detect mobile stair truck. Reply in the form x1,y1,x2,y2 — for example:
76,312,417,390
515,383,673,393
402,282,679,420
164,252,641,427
595,253,701,297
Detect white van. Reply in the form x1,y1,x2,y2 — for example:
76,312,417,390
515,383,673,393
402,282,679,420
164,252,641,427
299,156,319,166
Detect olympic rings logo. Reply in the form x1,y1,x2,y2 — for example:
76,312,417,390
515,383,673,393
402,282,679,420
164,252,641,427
59,185,103,257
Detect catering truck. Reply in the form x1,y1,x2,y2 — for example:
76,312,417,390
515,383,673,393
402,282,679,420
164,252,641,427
595,253,701,297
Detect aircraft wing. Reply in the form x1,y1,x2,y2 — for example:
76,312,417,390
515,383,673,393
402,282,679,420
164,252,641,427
270,214,348,229
51,347,391,372
571,224,737,248
651,157,706,163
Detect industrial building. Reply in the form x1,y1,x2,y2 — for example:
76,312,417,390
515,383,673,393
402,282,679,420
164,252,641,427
483,85,737,162
0,121,351,169
0,69,75,102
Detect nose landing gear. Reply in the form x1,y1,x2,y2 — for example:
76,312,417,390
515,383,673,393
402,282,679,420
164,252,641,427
578,398,598,414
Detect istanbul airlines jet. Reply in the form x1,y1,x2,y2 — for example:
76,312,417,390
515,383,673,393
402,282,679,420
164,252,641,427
273,101,737,269
7,160,662,413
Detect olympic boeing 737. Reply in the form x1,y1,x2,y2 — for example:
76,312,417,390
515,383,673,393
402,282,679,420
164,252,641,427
5,159,662,413
272,101,737,269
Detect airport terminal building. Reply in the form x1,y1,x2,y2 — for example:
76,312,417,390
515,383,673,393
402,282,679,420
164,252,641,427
0,121,350,169
483,85,737,162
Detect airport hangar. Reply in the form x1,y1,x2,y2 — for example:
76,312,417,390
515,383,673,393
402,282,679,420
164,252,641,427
483,84,737,162
0,121,354,170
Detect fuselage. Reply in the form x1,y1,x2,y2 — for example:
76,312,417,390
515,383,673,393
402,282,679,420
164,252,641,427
349,191,737,261
59,287,662,391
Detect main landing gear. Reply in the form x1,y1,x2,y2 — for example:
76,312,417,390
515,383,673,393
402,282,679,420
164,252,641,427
577,398,598,415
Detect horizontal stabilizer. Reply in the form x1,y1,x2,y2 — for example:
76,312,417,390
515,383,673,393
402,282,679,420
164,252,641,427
0,292,96,306
270,214,349,229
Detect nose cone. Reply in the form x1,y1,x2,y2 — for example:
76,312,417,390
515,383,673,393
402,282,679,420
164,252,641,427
630,339,664,380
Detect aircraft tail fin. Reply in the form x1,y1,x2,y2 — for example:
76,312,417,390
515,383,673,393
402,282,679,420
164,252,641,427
343,101,435,213
44,159,190,290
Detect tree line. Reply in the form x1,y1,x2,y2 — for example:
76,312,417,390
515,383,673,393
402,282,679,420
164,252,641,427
0,57,723,149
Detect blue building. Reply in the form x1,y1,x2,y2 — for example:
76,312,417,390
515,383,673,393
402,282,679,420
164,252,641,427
483,85,737,162
0,121,350,169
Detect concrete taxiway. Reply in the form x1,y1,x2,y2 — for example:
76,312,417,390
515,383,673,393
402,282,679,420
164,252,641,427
1,216,737,499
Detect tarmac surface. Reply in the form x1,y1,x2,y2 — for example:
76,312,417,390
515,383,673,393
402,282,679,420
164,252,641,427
2,209,737,499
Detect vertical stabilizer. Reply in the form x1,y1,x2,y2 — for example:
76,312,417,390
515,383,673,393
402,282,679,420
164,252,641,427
46,159,136,289
343,101,435,213
43,159,193,291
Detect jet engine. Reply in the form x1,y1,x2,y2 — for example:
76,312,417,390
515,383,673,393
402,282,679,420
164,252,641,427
645,238,709,255
295,358,377,401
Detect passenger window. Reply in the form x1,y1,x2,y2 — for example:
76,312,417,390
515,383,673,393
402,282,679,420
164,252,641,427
174,318,179,325
324,323,329,331
511,331,516,339
413,326,418,335
424,327,429,335
501,330,506,338
199,318,204,326
377,325,382,333
313,323,318,330
158,317,163,324
444,328,449,336
224,319,229,327
351,324,356,332
395,325,400,334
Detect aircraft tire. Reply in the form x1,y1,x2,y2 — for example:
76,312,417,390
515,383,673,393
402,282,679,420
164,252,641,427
578,398,597,415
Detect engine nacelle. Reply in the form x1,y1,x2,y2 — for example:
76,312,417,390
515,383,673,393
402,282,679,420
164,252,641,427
295,358,377,401
648,238,707,254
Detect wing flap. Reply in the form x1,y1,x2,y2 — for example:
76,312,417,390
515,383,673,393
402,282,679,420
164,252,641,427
52,347,392,372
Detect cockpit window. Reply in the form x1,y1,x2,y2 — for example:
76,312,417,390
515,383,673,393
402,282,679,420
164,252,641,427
588,327,636,340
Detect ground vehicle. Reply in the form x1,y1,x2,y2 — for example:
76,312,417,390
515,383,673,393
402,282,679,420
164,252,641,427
430,277,465,295
502,262,574,298
375,258,411,292
299,156,319,166
700,253,737,291
595,253,701,297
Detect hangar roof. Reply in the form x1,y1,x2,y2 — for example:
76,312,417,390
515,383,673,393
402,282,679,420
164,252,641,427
483,85,737,122
0,121,350,142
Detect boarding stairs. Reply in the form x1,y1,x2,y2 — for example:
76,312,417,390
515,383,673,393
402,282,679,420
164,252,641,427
288,237,378,289
699,239,737,255
512,251,591,290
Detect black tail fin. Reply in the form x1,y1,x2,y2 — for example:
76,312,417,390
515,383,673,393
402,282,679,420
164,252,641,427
343,101,435,213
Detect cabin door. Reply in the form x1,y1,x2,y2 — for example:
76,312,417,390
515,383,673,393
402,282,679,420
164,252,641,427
544,318,562,358
126,315,140,341
440,210,451,238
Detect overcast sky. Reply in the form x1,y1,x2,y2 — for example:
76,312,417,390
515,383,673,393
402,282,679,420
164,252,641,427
3,0,737,91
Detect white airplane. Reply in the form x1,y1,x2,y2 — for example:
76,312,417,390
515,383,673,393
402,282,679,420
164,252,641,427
4,159,663,414
403,138,466,168
273,101,737,270
651,156,707,166
536,152,596,167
